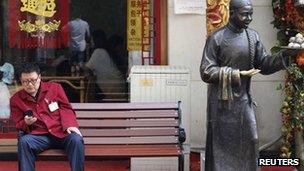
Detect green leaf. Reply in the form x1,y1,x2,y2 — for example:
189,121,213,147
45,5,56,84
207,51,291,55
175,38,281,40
271,46,282,54
276,83,283,90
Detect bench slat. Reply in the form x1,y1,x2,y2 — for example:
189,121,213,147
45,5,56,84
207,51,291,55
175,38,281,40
39,144,181,157
0,145,17,153
0,139,17,145
78,119,179,128
76,110,178,119
80,128,179,137
72,102,178,110
84,136,178,145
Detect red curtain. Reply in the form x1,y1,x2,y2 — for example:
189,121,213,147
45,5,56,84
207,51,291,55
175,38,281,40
8,0,70,49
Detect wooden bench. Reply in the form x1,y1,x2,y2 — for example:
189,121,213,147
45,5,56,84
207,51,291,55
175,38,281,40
0,102,185,170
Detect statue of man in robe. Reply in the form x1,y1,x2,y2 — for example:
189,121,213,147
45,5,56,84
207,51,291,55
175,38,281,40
200,0,299,170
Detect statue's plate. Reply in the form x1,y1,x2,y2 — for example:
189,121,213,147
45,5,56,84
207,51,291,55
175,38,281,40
279,46,304,50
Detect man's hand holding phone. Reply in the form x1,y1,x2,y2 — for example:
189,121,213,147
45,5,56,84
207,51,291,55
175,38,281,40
24,110,37,125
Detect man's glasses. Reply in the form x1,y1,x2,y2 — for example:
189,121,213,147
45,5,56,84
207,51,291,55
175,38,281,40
21,76,40,86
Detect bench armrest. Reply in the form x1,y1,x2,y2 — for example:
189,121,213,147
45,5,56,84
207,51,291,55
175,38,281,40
178,127,186,143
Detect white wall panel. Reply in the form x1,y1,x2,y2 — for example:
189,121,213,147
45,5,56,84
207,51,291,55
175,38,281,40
130,65,191,171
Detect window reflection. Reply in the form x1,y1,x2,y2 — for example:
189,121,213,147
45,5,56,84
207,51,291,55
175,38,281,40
1,0,129,103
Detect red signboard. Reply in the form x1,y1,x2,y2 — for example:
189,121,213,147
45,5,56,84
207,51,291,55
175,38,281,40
8,0,70,49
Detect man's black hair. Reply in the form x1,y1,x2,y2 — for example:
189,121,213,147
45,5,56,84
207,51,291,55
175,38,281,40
93,29,107,49
17,62,41,79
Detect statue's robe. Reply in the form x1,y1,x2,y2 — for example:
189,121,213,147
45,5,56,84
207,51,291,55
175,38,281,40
200,23,288,171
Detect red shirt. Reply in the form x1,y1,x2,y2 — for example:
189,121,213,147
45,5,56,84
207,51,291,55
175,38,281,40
10,82,79,138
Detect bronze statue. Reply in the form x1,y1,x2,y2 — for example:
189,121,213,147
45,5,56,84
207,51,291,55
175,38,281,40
200,0,299,170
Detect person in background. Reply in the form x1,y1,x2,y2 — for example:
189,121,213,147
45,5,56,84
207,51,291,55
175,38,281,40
10,62,84,171
85,30,125,101
107,34,128,79
68,15,90,70
200,0,300,170
0,62,14,119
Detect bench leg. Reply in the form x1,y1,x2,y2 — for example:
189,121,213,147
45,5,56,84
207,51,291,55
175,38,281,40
178,154,184,171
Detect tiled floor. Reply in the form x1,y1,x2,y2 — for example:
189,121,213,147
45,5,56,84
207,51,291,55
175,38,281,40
0,160,130,171
190,151,297,171
190,152,200,171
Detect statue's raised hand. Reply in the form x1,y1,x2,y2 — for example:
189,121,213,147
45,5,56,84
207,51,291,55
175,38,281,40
240,68,261,77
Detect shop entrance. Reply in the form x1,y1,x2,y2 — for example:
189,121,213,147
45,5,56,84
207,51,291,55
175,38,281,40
0,0,166,103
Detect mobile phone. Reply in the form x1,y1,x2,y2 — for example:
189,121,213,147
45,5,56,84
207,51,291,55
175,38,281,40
24,110,33,117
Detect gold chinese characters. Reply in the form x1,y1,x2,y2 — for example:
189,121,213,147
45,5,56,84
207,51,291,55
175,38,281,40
20,0,56,17
18,0,60,34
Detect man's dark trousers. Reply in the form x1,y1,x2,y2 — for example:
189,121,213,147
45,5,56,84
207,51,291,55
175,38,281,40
18,132,85,171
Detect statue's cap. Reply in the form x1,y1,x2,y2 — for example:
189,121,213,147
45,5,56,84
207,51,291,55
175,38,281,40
229,0,252,10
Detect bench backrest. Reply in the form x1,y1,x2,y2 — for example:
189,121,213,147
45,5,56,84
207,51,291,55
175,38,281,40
72,102,182,145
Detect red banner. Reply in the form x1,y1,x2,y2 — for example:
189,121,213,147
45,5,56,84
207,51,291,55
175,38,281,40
8,0,70,49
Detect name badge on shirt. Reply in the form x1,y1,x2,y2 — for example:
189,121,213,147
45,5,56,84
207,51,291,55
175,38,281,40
48,101,59,112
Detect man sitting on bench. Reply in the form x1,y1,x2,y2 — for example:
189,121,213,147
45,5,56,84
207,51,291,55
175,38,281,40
10,62,84,171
